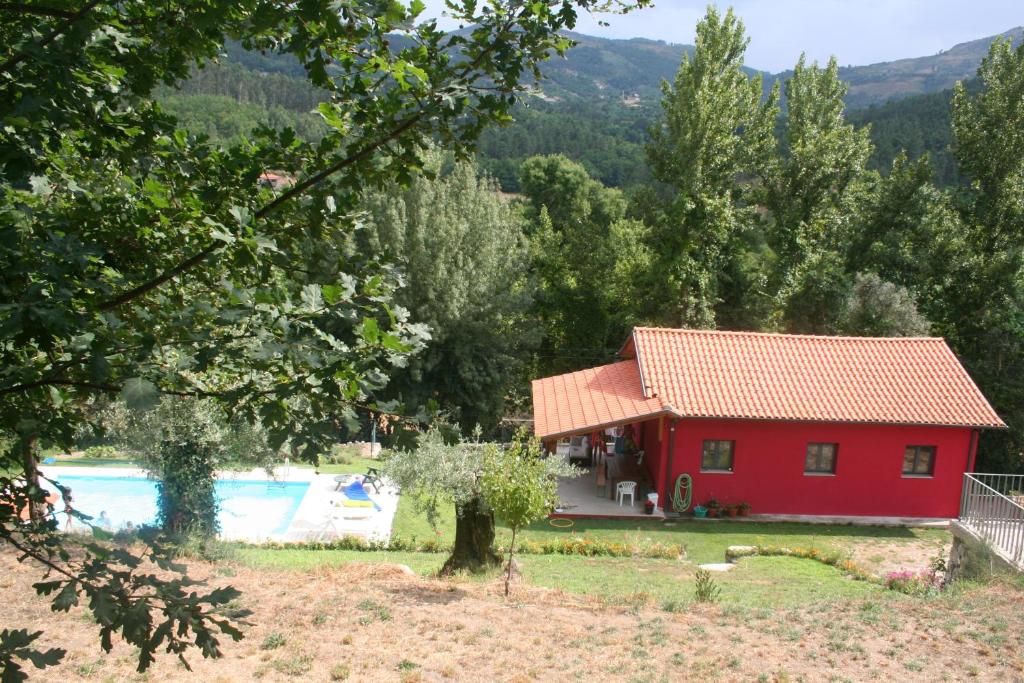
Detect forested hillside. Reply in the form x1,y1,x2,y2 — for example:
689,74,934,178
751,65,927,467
161,27,1019,190
477,101,653,190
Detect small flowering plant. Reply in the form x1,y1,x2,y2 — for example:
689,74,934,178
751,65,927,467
884,569,943,596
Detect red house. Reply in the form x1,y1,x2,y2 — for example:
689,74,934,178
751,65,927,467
532,328,1005,520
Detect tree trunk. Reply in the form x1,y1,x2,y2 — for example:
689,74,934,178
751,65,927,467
504,526,517,596
18,435,47,522
440,496,500,576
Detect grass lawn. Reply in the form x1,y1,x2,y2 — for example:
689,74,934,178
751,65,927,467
291,455,380,476
233,544,891,609
391,497,948,565
233,547,445,574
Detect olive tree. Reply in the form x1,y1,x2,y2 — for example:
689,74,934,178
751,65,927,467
384,427,578,578
383,427,501,574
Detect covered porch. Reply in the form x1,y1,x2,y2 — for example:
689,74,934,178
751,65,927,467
533,359,677,520
553,460,665,520
547,418,669,519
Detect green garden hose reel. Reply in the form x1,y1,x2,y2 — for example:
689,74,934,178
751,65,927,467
671,473,693,513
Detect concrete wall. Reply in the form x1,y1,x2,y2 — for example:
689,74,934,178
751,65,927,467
947,522,1020,580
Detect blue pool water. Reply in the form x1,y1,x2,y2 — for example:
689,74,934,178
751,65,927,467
44,474,310,537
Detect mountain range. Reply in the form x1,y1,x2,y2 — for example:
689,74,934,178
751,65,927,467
164,24,1023,191
539,27,1022,109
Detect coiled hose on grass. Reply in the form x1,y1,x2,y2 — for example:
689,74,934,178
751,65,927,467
671,473,693,513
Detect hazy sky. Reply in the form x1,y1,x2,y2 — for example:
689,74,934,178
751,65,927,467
421,1,1023,72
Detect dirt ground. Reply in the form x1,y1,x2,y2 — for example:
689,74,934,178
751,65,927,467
3,551,1023,683
844,534,951,576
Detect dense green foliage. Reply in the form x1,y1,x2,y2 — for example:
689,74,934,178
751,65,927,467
1,0,648,673
360,153,534,430
520,154,650,372
109,398,276,535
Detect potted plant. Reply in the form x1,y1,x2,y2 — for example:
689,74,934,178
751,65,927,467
705,498,720,518
644,498,655,515
725,503,739,518
693,505,708,518
738,501,751,517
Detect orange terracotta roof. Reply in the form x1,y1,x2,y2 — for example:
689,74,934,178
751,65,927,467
625,327,1004,428
531,361,671,439
532,328,1004,438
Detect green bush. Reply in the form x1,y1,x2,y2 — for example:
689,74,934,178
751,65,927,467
82,445,121,459
320,445,358,465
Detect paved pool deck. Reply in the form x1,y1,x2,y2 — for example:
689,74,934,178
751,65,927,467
38,465,399,543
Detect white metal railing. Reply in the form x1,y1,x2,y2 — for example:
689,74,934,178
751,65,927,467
959,473,1024,567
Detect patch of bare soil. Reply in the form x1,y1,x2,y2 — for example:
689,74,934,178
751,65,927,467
2,551,1023,682
845,533,950,576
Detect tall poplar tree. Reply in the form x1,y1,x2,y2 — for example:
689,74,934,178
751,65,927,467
765,55,872,274
646,6,777,327
941,38,1024,472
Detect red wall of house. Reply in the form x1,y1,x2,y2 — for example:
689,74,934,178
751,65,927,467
661,418,976,518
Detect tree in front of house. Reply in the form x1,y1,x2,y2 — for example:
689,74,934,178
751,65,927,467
382,426,578,575
382,427,502,575
481,432,567,596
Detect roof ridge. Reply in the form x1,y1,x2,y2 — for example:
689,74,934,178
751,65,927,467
632,326,945,342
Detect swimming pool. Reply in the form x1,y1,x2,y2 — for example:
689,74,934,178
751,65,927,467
44,474,310,538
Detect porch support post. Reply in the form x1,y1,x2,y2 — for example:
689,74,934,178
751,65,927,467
661,419,678,513
655,418,671,512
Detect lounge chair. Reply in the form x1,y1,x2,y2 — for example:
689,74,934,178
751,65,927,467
339,480,381,511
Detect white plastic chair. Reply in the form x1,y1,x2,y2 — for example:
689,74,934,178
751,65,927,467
616,481,637,507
